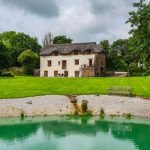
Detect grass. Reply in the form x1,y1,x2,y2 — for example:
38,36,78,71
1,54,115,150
0,76,150,99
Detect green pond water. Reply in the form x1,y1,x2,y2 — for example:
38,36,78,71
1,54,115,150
0,116,150,150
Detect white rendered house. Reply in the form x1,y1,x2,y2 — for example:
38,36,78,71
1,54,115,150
40,42,106,77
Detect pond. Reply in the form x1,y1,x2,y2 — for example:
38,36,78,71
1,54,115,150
0,116,150,150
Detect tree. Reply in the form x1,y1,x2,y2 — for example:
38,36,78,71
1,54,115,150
126,0,150,68
18,50,39,74
99,40,112,70
100,39,132,71
42,32,53,47
1,31,41,66
111,39,132,71
53,35,72,44
0,42,11,73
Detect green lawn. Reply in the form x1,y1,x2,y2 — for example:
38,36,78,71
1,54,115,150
0,76,150,99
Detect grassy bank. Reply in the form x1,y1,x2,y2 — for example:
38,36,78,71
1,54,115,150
0,76,150,99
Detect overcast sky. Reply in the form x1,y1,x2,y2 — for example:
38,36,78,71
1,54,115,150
0,0,138,44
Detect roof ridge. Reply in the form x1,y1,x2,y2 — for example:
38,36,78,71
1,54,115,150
44,42,97,48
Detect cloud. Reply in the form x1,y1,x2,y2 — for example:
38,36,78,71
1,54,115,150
0,0,138,44
0,0,59,18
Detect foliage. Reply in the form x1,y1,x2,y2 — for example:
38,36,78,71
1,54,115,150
0,76,150,99
1,31,41,66
0,42,11,72
74,110,79,115
53,35,72,44
81,100,88,113
123,113,132,119
9,67,24,76
126,0,150,69
21,111,25,118
100,39,130,71
0,72,14,77
100,108,105,117
99,40,112,70
18,50,39,74
143,69,150,76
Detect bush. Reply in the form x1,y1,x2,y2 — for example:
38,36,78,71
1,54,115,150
81,100,88,113
143,69,150,76
123,113,132,119
9,67,24,76
21,111,25,118
74,110,79,115
0,72,14,77
100,108,105,117
128,63,145,76
18,49,39,74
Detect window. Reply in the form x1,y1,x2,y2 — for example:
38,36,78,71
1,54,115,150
58,61,60,65
74,51,78,55
89,59,93,66
75,71,79,77
84,50,91,55
64,71,68,77
54,51,58,56
75,59,79,65
62,60,67,69
48,60,52,67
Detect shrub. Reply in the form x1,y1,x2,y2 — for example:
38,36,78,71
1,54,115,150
21,111,25,118
123,113,132,119
18,49,39,74
81,100,88,113
74,110,79,115
143,69,150,76
0,72,14,77
9,67,24,76
100,108,105,117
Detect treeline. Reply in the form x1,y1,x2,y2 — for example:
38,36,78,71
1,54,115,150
0,0,150,76
100,0,150,76
0,31,72,75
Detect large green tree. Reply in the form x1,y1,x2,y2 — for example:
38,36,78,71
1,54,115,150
0,42,11,73
1,31,41,66
18,50,39,74
99,40,112,70
126,0,150,68
53,35,72,44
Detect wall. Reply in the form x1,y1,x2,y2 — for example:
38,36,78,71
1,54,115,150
81,67,95,77
40,53,96,77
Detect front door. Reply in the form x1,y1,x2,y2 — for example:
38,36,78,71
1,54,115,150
62,60,67,69
44,71,48,77
54,71,58,77
64,71,68,77
75,71,79,77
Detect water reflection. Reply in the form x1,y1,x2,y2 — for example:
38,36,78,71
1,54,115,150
0,117,149,150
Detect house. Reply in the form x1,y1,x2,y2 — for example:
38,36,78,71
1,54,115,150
40,42,106,77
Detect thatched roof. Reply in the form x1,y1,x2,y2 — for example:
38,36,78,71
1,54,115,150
40,42,104,56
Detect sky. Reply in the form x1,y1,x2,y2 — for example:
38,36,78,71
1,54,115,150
0,0,138,44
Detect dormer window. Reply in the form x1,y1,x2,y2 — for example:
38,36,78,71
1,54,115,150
74,51,78,55
54,51,58,56
87,50,91,55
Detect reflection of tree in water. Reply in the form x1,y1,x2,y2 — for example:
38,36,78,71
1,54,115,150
42,117,150,150
111,122,150,150
0,122,39,142
42,117,110,138
0,117,149,150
